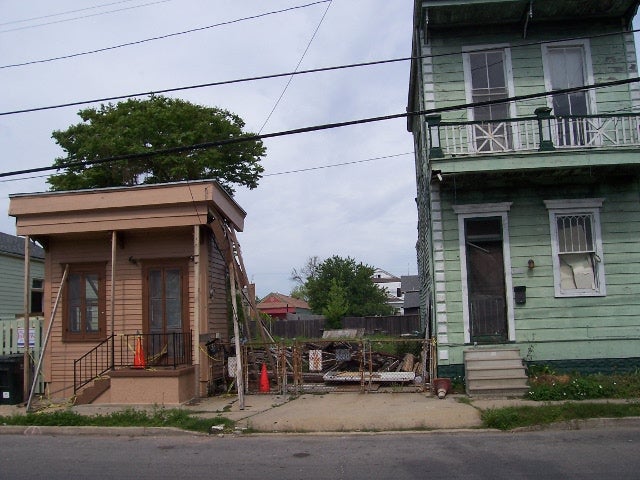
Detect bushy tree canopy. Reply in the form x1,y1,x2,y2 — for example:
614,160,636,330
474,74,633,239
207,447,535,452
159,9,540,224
47,96,265,195
294,255,394,320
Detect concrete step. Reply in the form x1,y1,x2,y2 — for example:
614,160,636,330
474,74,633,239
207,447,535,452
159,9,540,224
464,348,529,397
74,377,111,405
467,385,529,397
466,367,527,380
464,358,525,370
464,348,522,361
467,377,528,390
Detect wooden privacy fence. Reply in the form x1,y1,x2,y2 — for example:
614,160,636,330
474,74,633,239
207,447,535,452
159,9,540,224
0,316,45,394
254,315,422,339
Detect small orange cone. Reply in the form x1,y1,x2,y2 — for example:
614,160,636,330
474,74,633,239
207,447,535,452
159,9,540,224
133,336,146,369
259,363,269,393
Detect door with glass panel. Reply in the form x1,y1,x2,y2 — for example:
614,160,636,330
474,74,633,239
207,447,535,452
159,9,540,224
144,263,188,365
546,46,590,146
467,49,512,152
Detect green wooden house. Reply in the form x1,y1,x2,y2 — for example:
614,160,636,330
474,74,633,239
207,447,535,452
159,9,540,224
408,0,640,394
0,232,44,318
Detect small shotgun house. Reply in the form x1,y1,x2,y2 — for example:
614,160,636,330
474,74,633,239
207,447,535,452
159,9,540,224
9,180,249,405
408,0,640,394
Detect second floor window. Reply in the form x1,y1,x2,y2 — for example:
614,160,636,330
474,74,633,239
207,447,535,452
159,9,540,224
463,48,513,152
543,41,594,147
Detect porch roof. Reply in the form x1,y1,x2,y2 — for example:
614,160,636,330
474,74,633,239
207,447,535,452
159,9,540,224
8,180,246,237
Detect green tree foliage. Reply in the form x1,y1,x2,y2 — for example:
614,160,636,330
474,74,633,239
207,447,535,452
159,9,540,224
47,96,265,195
301,255,394,319
322,279,349,328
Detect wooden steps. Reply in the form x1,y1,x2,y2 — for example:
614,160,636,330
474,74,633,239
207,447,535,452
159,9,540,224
464,348,528,397
74,377,111,405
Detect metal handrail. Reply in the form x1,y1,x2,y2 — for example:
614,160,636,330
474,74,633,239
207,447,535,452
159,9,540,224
73,331,193,393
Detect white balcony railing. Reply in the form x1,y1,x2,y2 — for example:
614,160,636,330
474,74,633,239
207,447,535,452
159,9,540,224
427,113,640,158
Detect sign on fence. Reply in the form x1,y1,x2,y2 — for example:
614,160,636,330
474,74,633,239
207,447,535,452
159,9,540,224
17,327,35,348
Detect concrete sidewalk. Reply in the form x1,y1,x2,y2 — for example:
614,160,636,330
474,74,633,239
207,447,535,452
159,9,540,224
3,392,638,434
69,392,519,433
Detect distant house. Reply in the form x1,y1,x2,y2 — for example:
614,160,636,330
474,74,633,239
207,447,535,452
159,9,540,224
257,293,311,319
9,180,249,405
371,268,403,314
0,232,45,318
400,275,420,316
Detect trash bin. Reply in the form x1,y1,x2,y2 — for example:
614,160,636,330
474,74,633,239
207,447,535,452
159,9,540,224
0,355,24,405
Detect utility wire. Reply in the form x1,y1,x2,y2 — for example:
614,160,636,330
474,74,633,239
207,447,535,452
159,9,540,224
258,0,332,133
1,76,638,180
2,27,639,117
0,0,172,32
1,0,156,26
263,152,413,177
1,1,331,68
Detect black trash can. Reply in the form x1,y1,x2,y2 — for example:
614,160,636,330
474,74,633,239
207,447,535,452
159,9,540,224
0,355,24,405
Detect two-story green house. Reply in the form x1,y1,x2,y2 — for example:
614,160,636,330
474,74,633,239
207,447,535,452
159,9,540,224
408,0,640,394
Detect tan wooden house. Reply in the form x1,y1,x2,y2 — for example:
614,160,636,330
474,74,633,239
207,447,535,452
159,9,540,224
9,180,249,405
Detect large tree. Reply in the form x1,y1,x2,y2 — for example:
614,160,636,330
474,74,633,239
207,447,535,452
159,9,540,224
296,255,394,320
47,95,265,195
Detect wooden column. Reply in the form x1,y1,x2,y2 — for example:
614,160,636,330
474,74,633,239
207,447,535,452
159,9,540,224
22,236,31,402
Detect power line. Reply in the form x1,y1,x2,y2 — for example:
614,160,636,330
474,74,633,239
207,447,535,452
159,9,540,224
259,0,333,133
1,0,154,26
1,76,637,180
0,0,172,32
1,1,331,68
3,27,638,117
263,152,414,177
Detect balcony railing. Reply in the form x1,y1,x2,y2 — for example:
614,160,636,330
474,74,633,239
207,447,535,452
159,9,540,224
426,112,640,158
74,331,193,393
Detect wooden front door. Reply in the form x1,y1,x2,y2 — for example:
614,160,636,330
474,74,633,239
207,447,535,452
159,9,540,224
465,217,508,343
143,261,189,363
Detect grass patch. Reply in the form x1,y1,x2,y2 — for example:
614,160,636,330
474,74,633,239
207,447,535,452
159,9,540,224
482,402,640,430
527,370,640,401
0,407,234,434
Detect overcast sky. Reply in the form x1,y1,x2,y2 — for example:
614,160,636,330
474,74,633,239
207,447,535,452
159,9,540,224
0,0,417,298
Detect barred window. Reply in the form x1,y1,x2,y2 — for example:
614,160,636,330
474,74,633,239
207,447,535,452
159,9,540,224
545,200,605,297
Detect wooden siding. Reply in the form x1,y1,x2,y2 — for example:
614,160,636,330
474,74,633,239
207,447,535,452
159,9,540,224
42,228,197,399
207,230,230,339
435,179,640,366
0,254,44,318
426,26,635,122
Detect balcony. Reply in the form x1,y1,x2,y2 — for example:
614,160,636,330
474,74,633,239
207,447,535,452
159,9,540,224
426,112,640,175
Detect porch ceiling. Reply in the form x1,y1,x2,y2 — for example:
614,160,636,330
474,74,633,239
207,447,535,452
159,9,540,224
434,163,640,189
421,0,639,28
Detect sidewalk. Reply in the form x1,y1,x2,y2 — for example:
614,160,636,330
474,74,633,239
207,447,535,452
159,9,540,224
2,392,638,434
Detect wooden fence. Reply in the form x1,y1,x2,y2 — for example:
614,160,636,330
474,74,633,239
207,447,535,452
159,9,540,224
254,314,421,339
0,316,45,394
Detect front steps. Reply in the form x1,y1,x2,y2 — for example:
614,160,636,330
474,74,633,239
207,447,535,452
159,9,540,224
74,377,111,405
464,348,528,397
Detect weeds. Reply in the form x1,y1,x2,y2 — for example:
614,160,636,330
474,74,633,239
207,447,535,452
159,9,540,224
0,407,234,434
482,402,640,430
527,370,640,401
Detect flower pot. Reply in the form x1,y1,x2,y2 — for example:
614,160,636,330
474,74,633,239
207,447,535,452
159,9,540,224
432,377,451,399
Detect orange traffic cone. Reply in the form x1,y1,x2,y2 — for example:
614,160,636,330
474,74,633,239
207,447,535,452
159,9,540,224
133,336,146,369
259,363,269,393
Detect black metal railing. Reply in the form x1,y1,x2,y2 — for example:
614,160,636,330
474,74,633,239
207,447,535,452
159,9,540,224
74,331,192,393
74,334,114,393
